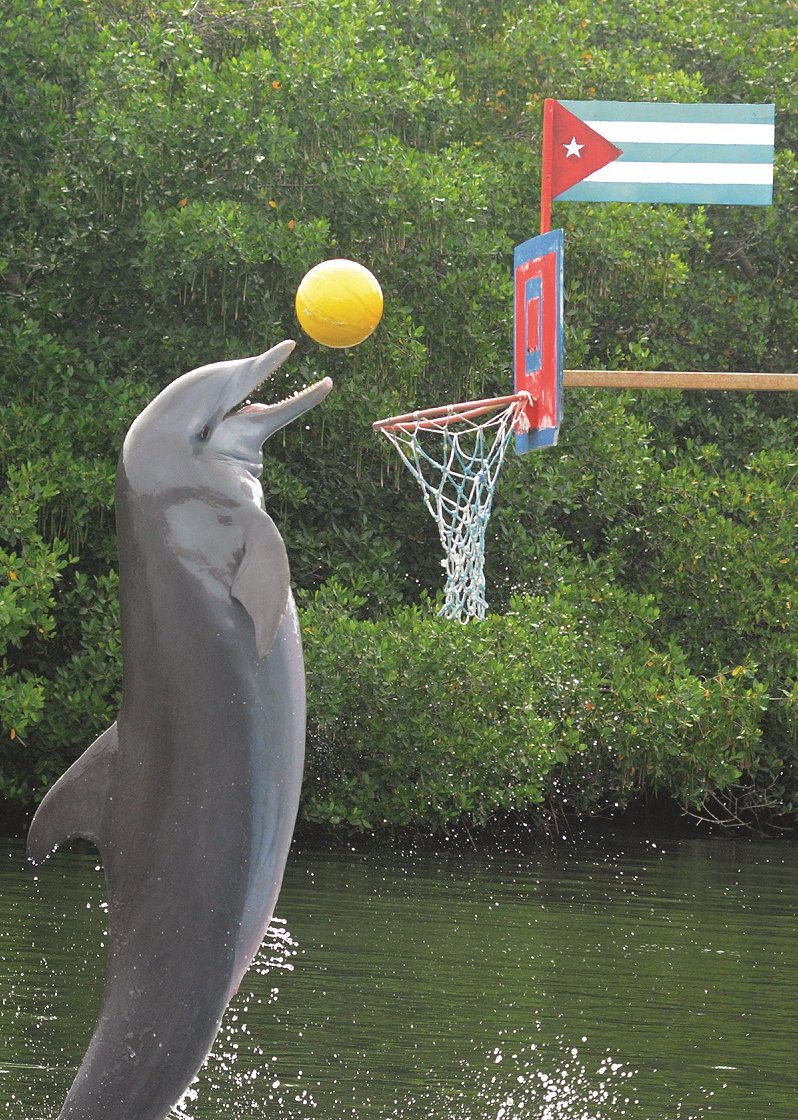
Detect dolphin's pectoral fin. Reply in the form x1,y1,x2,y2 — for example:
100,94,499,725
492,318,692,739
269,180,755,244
27,722,118,865
230,513,291,659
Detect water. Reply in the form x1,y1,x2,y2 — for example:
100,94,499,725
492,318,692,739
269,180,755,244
1,833,796,1118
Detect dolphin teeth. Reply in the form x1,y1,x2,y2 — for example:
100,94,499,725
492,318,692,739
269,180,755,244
228,378,329,418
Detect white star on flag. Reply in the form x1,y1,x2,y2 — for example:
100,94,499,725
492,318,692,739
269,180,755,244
563,136,585,158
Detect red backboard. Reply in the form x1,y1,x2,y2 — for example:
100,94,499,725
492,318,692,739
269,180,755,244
513,229,563,452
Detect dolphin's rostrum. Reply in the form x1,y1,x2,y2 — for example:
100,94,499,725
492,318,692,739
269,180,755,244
27,340,332,1120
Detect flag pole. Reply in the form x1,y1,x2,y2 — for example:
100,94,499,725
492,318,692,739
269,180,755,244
540,99,555,234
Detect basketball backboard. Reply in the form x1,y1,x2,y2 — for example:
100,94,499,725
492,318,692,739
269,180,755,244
513,229,564,452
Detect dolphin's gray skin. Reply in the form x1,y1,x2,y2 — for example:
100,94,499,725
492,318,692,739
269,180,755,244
27,340,332,1120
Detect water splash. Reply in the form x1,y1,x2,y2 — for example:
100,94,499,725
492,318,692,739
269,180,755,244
168,921,638,1120
171,918,319,1119
385,1031,637,1120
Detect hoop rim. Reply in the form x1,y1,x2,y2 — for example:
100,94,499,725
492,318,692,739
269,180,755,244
372,391,532,433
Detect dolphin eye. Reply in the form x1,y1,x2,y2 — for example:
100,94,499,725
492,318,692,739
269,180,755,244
199,424,211,441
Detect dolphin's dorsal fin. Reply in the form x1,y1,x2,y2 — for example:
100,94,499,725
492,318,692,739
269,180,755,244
27,722,118,865
230,512,290,659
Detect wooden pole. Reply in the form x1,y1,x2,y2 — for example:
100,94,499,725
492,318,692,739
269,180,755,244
540,100,555,235
564,369,798,391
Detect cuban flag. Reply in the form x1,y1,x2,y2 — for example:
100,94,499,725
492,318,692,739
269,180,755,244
547,99,775,207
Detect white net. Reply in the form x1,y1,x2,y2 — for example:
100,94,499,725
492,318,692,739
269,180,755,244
375,395,529,622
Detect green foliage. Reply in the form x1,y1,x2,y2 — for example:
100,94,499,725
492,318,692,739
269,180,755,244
300,585,765,836
0,460,70,802
1,0,797,831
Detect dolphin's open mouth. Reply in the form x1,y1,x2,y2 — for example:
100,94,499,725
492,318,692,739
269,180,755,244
223,376,334,426
211,342,333,464
231,378,332,418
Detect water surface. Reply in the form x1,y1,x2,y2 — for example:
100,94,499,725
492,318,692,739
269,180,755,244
1,833,796,1118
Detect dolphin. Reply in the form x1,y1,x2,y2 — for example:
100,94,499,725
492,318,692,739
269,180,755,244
27,340,332,1120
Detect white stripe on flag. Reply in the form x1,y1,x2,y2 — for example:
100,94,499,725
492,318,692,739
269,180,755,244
586,161,774,186
583,119,774,147
553,101,775,206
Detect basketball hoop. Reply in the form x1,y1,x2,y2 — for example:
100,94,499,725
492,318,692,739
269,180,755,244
373,392,532,622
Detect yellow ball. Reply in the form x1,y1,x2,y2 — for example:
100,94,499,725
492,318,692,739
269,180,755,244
295,259,383,348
